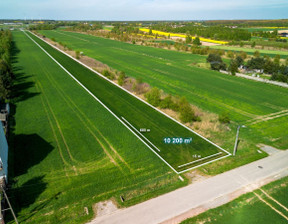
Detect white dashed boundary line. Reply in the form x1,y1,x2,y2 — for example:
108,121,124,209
178,152,223,168
121,117,161,152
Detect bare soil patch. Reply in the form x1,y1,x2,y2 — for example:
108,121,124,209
184,170,210,184
93,199,118,218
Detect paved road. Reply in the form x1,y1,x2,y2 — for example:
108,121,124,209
88,150,288,224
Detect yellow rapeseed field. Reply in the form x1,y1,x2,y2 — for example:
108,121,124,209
139,28,228,44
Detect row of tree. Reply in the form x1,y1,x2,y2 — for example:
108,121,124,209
251,30,279,39
111,25,139,35
0,30,14,101
29,24,57,30
68,23,103,32
202,19,288,28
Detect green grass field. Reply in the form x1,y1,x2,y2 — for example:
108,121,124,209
9,31,190,223
38,30,288,149
209,45,288,58
103,26,114,31
181,176,288,224
27,31,230,172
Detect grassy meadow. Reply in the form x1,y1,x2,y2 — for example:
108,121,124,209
9,31,187,223
209,44,288,58
38,30,288,149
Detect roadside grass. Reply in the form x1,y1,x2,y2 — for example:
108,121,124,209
181,176,288,224
37,30,288,150
196,123,266,175
8,31,186,224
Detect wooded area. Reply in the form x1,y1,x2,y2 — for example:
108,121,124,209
0,30,13,101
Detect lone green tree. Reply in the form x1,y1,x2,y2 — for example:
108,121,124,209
229,59,238,75
192,37,201,46
149,28,152,35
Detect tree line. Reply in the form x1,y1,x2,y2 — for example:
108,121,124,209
202,19,288,28
68,23,103,32
0,30,14,101
151,23,251,41
206,52,288,83
111,25,139,35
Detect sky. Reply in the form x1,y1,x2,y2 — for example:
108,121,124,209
1,0,288,21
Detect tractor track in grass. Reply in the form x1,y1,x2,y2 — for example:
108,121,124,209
38,37,133,172
47,30,258,119
35,80,73,177
253,191,288,221
245,110,288,126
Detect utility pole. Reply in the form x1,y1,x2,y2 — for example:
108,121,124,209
233,125,246,156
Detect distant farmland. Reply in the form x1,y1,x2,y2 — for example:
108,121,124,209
38,30,288,149
208,44,288,58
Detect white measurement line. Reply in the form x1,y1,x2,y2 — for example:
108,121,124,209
178,152,223,168
121,117,160,152
178,154,230,174
24,30,179,174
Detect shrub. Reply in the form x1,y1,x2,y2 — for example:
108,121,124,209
254,50,260,57
226,51,234,59
178,97,197,123
219,112,230,124
160,94,174,109
75,50,80,59
102,69,115,80
118,71,126,86
145,87,161,107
